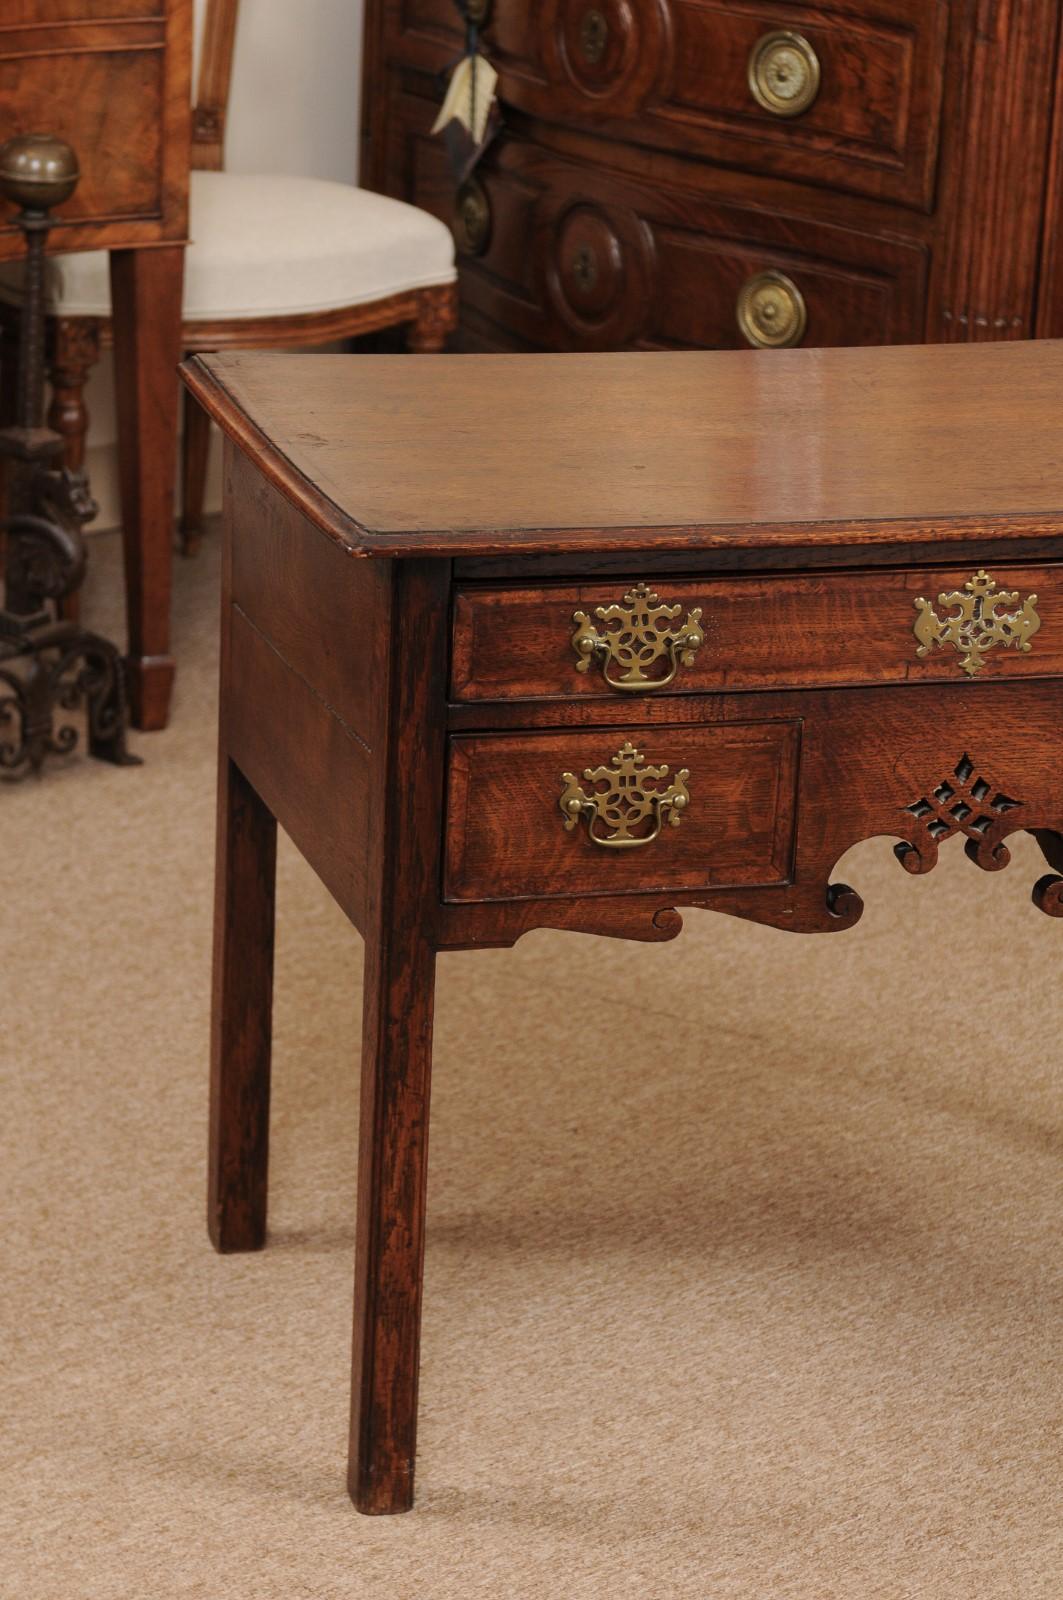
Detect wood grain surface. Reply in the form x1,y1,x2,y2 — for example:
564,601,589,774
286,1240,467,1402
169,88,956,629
0,1,192,260
183,343,1063,556
444,721,800,902
451,565,1063,703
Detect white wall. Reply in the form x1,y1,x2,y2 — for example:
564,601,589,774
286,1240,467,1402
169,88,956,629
85,0,365,528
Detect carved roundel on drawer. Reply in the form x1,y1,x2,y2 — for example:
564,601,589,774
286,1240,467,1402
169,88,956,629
541,200,654,346
541,0,671,115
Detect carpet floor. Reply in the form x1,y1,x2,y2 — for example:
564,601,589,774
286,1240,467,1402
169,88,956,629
3,527,1062,1599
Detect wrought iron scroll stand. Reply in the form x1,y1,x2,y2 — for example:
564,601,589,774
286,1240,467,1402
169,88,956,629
0,134,137,778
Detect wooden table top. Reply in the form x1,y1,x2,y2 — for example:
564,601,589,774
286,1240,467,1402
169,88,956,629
183,341,1063,559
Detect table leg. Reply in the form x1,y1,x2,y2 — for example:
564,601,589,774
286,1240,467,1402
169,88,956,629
110,244,184,730
349,923,436,1514
209,755,277,1253
348,559,448,1515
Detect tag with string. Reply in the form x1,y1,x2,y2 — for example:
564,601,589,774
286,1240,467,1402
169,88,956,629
432,0,501,184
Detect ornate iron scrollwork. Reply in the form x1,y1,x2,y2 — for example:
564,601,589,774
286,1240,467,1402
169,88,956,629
559,740,690,849
0,133,137,778
571,581,704,691
912,569,1041,677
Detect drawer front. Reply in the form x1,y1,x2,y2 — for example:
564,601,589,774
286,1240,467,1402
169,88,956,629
431,126,927,350
444,721,800,901
452,567,1063,703
387,0,948,210
0,4,189,256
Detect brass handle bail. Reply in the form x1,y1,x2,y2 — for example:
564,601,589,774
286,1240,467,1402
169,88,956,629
560,741,691,849
571,581,705,691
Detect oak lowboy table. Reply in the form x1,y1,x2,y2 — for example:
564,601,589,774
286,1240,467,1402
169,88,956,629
183,339,1063,1515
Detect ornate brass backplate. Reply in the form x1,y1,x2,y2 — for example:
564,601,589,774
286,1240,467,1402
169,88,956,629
747,29,821,117
912,570,1041,677
560,741,690,848
737,270,807,348
571,581,704,690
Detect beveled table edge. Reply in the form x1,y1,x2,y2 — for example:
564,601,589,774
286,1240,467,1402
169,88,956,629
180,354,1063,562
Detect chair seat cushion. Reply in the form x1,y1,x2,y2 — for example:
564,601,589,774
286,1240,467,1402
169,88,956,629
0,171,457,321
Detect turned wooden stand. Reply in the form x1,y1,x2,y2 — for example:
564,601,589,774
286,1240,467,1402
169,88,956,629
183,340,1063,1514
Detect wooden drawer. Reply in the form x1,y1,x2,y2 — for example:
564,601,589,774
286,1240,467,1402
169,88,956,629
451,566,1063,703
386,0,948,211
0,3,190,257
444,720,800,901
436,126,928,350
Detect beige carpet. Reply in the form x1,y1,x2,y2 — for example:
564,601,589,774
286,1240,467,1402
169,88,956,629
3,528,1063,1599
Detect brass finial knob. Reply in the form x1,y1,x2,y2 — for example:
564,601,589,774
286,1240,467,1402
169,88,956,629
0,133,80,212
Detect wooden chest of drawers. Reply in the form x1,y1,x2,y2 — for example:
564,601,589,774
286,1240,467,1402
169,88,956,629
361,0,1063,352
186,339,1063,1513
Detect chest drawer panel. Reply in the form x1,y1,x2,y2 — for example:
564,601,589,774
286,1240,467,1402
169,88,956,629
451,567,1063,702
655,0,948,210
388,0,947,209
437,124,926,350
444,720,800,902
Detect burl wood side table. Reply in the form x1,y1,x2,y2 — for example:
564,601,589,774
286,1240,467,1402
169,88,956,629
183,341,1063,1515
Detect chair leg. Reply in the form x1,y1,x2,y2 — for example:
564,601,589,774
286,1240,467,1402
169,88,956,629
48,316,102,624
406,284,459,353
47,316,100,473
180,386,212,557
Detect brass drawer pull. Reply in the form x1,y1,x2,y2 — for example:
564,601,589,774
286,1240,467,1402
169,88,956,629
455,178,491,256
571,581,704,691
748,29,821,118
579,6,609,64
560,740,690,849
737,269,807,348
913,569,1041,677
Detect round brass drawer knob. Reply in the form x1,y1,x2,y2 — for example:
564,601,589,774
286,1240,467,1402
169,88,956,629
737,270,808,349
748,30,821,118
465,0,492,23
455,178,491,257
580,6,609,65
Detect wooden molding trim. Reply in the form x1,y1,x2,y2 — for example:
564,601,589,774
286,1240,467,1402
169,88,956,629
31,285,458,356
